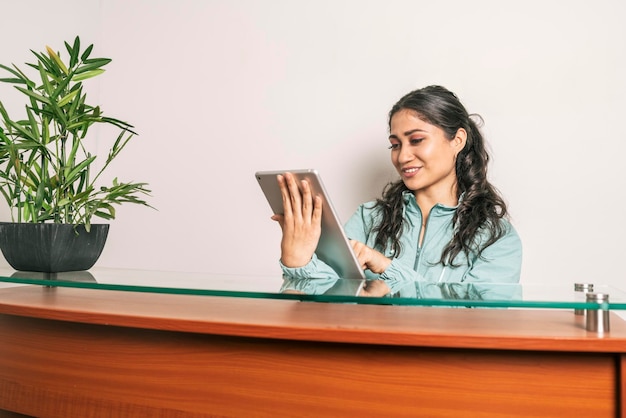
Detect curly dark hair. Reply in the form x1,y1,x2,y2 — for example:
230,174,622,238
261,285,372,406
372,85,508,266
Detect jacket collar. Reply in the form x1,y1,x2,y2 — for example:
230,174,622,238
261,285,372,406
402,190,464,216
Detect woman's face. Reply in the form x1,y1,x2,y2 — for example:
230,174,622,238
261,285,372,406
388,109,465,198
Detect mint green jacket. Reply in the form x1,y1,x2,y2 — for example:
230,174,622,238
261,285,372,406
280,192,522,299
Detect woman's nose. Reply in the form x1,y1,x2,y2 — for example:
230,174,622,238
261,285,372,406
398,146,414,163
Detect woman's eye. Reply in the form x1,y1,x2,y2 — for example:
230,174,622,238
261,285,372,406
410,138,424,145
388,143,399,150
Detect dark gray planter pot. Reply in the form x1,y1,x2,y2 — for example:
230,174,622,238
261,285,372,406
0,223,109,273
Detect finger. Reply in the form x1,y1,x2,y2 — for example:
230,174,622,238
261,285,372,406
351,240,372,270
350,240,366,269
310,194,323,227
271,214,285,229
300,179,314,222
284,172,304,221
350,240,364,255
277,175,293,220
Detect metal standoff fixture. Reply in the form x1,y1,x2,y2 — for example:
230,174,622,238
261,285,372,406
585,292,610,333
574,283,594,315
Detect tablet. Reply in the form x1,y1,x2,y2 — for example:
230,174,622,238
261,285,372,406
255,169,366,283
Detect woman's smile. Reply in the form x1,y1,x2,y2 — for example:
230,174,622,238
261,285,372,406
401,166,421,178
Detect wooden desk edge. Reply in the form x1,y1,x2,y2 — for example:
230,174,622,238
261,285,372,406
1,285,626,353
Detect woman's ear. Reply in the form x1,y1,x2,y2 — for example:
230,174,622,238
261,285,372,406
452,128,467,153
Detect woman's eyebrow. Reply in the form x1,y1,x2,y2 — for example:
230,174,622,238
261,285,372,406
404,128,428,136
389,128,428,140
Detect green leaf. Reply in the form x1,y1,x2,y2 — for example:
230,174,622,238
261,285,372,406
0,63,23,79
70,36,80,68
37,62,53,96
46,95,68,126
25,106,40,139
71,69,105,82
30,50,58,77
0,187,12,210
74,58,111,74
5,63,36,88
0,64,34,88
57,89,80,107
0,78,28,85
67,86,83,121
0,125,9,142
66,130,82,166
65,156,96,184
0,101,12,125
14,86,51,106
23,202,31,222
34,181,45,210
100,116,136,135
7,120,37,141
46,46,69,75
80,44,94,62
64,41,73,63
76,169,87,194
94,212,114,220
50,68,75,100
41,115,50,145
95,203,115,219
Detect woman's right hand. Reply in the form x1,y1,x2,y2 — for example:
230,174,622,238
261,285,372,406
271,172,323,268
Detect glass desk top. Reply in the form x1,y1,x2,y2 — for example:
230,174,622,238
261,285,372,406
0,266,625,311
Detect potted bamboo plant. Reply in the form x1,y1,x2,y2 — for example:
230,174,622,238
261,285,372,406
0,36,152,272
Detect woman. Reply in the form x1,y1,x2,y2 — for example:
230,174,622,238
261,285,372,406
273,85,522,298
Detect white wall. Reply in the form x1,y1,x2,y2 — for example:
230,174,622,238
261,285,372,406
1,0,625,291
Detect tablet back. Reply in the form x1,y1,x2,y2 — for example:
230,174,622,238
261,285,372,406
255,169,366,282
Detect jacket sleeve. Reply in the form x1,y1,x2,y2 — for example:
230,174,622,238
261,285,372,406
279,254,341,294
379,258,426,295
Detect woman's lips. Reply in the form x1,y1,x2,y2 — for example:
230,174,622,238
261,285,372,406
402,167,421,178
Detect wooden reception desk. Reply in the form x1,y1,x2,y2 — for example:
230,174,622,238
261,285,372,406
0,284,625,417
